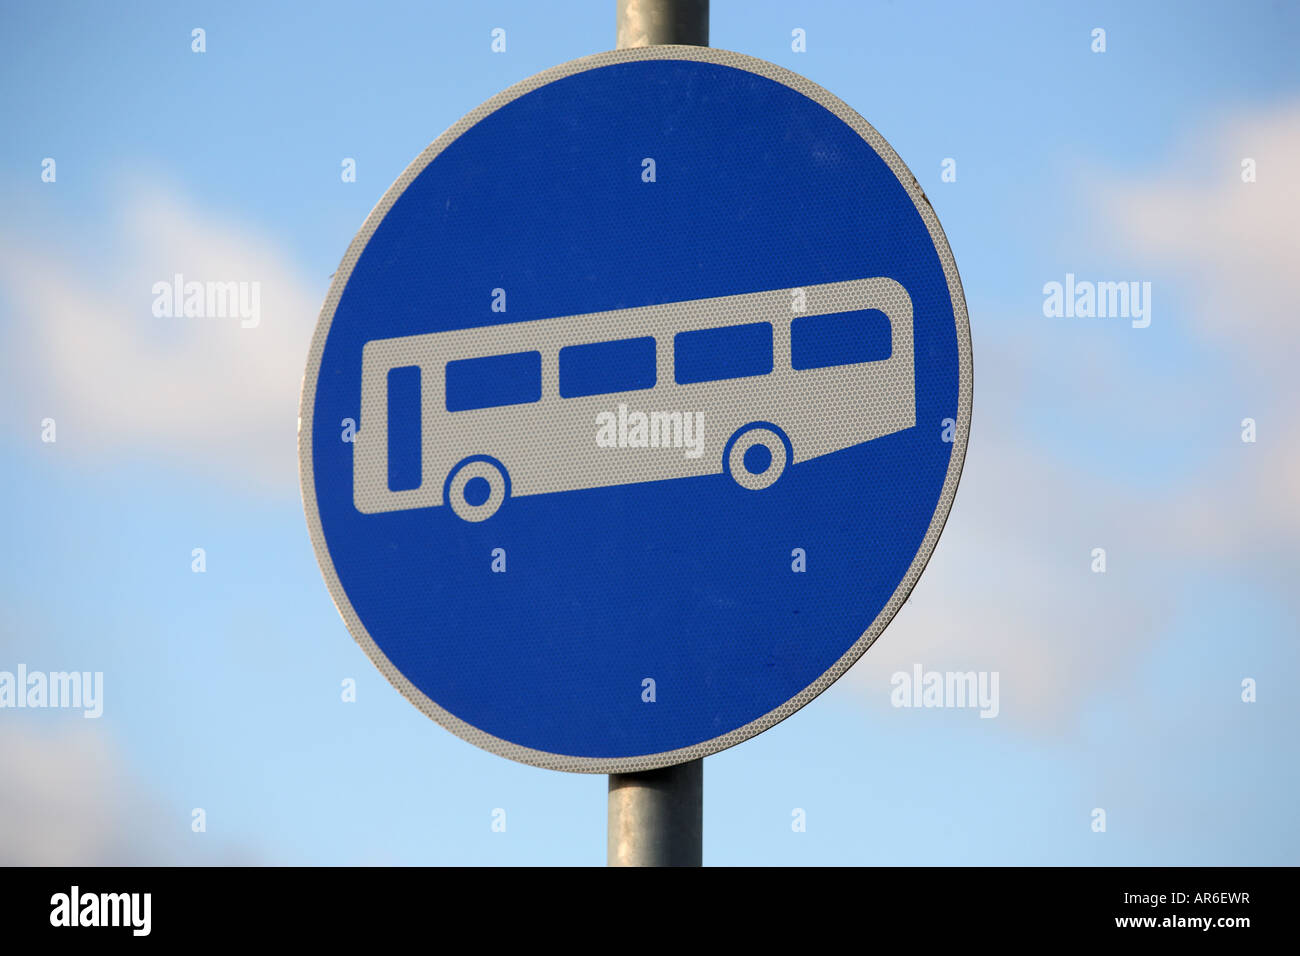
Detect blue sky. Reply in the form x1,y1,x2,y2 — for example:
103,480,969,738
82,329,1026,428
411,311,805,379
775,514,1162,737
1,0,1297,865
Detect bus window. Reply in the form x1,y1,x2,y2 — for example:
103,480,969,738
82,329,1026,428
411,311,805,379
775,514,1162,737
445,350,542,412
673,322,773,385
387,365,422,491
791,309,892,370
560,336,656,398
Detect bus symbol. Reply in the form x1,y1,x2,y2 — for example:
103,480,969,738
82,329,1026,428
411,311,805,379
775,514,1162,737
353,277,915,520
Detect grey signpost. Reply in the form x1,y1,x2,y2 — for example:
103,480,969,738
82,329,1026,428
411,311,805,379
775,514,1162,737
302,0,970,871
607,0,709,868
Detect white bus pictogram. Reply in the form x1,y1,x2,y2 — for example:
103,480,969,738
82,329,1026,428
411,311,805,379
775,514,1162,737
353,277,915,520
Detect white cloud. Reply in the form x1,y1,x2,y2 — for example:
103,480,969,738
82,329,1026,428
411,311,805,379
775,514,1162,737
850,101,1300,729
1104,102,1300,368
0,721,255,865
1103,102,1300,545
0,186,320,494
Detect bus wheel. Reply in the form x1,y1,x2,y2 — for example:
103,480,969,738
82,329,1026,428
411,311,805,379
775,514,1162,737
445,456,510,521
725,424,789,491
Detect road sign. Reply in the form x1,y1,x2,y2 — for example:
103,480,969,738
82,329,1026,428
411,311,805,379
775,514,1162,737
300,46,972,773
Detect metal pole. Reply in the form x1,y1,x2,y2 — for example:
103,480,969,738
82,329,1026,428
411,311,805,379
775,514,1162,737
616,0,708,49
608,759,703,866
607,0,708,869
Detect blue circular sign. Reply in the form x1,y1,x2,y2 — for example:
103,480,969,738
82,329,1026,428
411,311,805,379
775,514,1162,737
300,47,972,772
